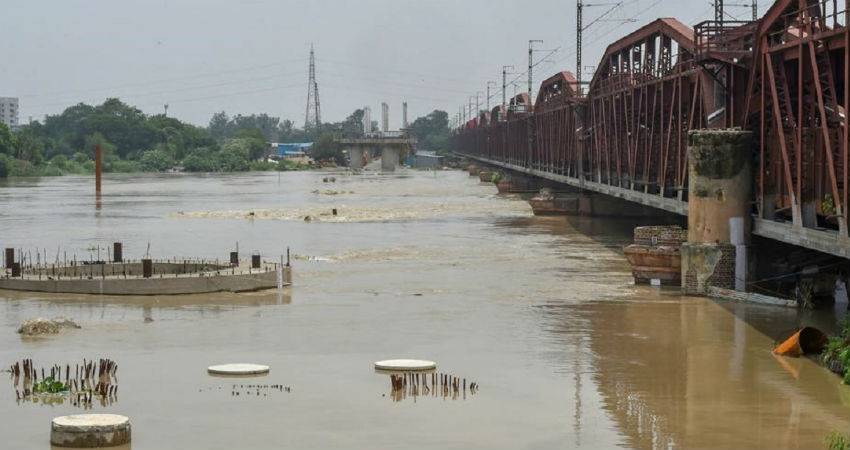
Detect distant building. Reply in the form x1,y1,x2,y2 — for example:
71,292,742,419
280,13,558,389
414,150,443,169
0,97,19,128
269,142,313,164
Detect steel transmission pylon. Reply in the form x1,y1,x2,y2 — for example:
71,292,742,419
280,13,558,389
304,44,321,129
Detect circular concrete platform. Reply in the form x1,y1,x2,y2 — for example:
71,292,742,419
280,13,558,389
207,363,270,375
51,414,131,448
374,359,436,371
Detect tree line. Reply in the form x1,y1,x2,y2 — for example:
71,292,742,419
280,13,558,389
0,98,450,177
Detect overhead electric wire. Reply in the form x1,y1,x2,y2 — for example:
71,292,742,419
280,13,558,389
27,69,308,110
322,82,453,104
322,71,474,95
316,57,490,86
479,0,666,104
104,82,308,110
18,58,309,99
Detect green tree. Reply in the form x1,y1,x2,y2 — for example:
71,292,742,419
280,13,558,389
139,149,174,171
15,132,44,163
208,111,231,139
278,119,295,141
308,131,343,165
340,109,365,137
214,138,253,171
215,148,249,171
232,113,280,141
409,110,449,151
0,122,18,156
71,152,89,165
50,154,68,170
0,153,10,177
182,147,217,172
234,128,268,161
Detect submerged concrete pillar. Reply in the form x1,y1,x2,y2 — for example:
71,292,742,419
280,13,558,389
681,129,752,295
478,168,493,182
349,145,365,170
381,146,399,171
142,259,153,278
113,242,122,263
51,414,131,448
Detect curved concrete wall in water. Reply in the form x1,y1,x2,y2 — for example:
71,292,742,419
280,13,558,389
0,266,291,295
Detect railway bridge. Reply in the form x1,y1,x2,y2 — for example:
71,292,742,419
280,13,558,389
452,0,850,300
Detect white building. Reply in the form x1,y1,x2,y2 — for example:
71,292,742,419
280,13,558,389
0,97,19,128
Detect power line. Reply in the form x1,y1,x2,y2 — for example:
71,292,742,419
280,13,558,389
321,82,453,104
317,57,491,86
17,58,308,99
141,82,306,107
321,72,473,95
26,69,307,110
29,81,308,119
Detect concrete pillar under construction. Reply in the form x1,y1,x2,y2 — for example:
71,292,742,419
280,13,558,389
51,414,131,447
349,146,365,170
381,146,399,172
681,129,753,295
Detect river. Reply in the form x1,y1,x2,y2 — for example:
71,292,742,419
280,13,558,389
0,170,847,449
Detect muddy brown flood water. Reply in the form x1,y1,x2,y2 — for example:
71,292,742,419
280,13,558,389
0,170,847,449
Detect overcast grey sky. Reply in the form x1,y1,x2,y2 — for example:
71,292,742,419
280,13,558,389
1,0,763,129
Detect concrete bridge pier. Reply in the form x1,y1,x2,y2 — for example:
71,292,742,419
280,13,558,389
349,145,365,170
381,146,400,171
495,173,550,193
338,137,415,172
681,129,752,295
528,188,672,217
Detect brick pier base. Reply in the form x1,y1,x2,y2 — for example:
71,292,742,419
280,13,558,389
681,243,736,295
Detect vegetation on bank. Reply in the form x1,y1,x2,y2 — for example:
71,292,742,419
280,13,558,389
826,430,850,450
822,313,850,385
0,98,450,178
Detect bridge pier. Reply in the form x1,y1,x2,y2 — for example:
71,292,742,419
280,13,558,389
337,136,415,172
527,185,672,218
349,145,365,170
681,130,752,295
495,173,559,193
381,146,399,171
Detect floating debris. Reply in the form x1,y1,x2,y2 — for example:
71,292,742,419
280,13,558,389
18,317,80,336
774,327,828,357
199,383,292,398
311,189,349,195
8,358,119,409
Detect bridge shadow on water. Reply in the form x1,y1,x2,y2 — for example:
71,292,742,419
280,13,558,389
493,212,846,333
492,214,687,251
